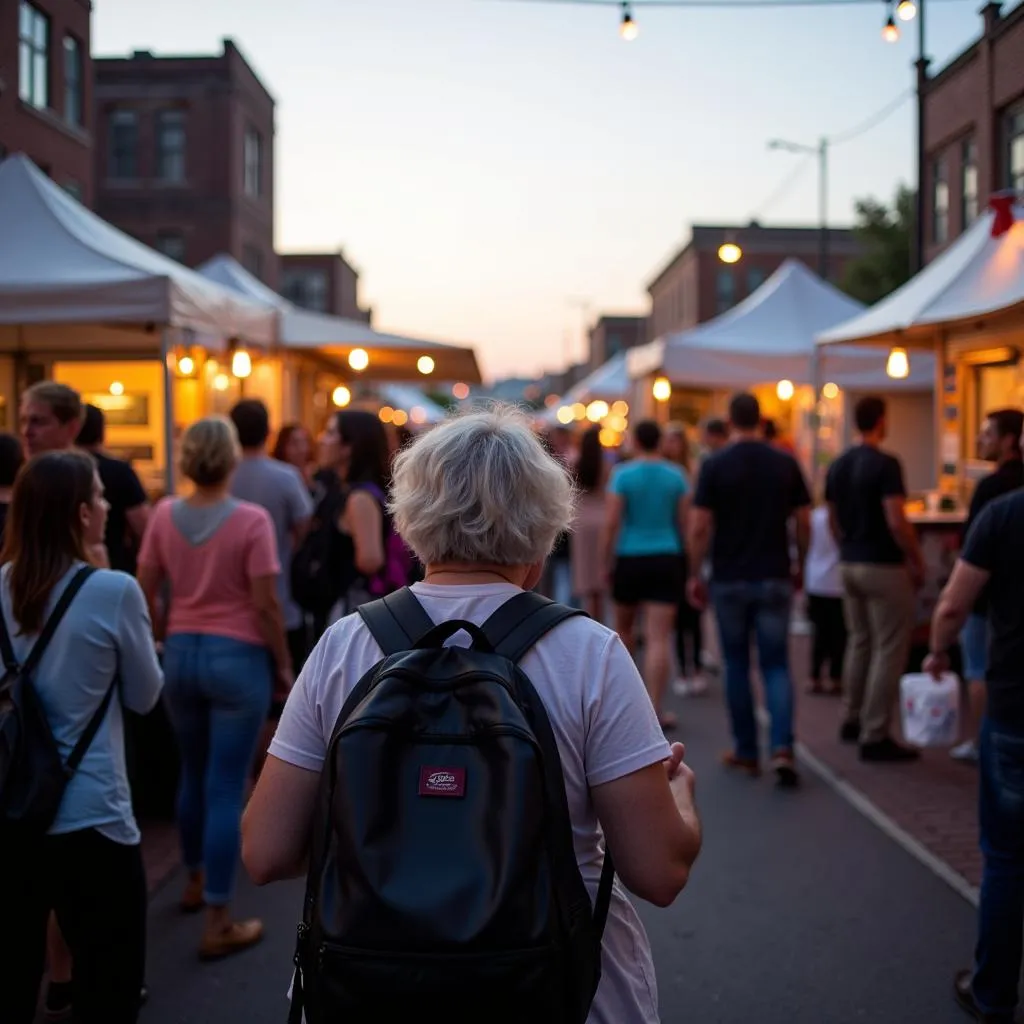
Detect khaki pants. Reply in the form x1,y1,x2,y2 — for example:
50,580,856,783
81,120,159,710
839,563,915,745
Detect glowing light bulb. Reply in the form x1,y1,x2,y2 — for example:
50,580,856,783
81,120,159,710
332,385,351,408
231,349,252,379
822,382,839,400
882,15,899,42
652,377,672,402
611,400,629,417
378,406,395,424
776,379,795,401
213,373,230,392
556,406,574,425
178,355,195,376
109,381,125,397
410,406,427,425
718,242,742,264
599,428,619,447
417,356,435,376
392,409,409,427
571,403,587,421
619,8,638,41
452,382,470,400
886,347,909,379
896,0,916,20
348,348,369,372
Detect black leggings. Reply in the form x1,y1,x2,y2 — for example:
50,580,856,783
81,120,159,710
675,554,703,676
807,594,847,683
0,827,147,1024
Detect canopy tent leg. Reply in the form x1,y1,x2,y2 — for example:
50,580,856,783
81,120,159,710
161,328,175,496
809,347,822,492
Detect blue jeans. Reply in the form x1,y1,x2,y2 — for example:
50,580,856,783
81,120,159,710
164,634,272,905
711,579,795,761
973,715,1024,1022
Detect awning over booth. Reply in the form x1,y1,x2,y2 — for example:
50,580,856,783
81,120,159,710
628,258,934,389
817,196,1024,348
197,254,482,383
0,155,275,346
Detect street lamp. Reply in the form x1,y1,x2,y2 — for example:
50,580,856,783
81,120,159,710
767,137,829,279
718,242,742,264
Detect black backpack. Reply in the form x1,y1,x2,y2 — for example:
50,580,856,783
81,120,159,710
290,588,615,1024
291,478,347,616
0,566,116,833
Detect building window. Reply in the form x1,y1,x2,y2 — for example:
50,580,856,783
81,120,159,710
108,110,138,180
932,158,949,246
1007,106,1024,193
746,267,766,294
243,128,263,198
155,110,187,183
716,269,736,314
63,35,83,126
282,269,328,311
961,139,978,229
19,2,49,110
243,244,264,281
155,231,186,264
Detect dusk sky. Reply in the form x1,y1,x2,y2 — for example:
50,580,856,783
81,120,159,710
94,0,985,380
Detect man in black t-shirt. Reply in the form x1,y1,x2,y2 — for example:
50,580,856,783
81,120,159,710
950,408,1023,763
77,405,150,574
689,393,810,788
826,396,924,763
925,449,1024,1023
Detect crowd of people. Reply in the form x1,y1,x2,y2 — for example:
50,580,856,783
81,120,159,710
0,377,1020,1023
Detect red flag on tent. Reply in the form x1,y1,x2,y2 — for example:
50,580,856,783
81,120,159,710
990,192,1016,238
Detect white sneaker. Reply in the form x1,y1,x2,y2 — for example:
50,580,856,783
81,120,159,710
700,652,719,672
688,675,709,696
672,677,693,697
950,740,979,763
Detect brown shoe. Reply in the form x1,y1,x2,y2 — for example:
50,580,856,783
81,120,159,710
721,751,761,777
180,874,205,913
198,919,265,961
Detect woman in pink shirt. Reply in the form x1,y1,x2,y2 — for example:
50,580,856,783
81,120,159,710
137,417,291,961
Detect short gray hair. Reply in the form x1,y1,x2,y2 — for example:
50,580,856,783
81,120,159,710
390,405,575,566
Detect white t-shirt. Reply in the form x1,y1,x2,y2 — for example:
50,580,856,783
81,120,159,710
270,582,671,1024
805,506,843,597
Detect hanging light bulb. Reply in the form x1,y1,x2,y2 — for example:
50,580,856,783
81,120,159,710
178,355,195,376
718,242,742,264
231,348,252,379
882,14,900,42
619,2,638,40
332,385,351,408
348,348,369,372
896,0,916,20
652,377,672,402
776,379,795,401
417,355,435,376
886,347,910,379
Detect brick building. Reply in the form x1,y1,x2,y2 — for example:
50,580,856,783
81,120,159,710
280,250,371,322
921,2,1024,264
0,0,92,203
646,222,862,341
587,314,647,371
93,39,276,283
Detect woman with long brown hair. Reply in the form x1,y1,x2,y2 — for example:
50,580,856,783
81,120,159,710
570,425,609,621
0,451,163,1024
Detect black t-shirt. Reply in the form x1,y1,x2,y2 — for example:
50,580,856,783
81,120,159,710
694,439,810,582
825,444,906,564
961,489,1024,726
963,458,1024,615
94,451,148,574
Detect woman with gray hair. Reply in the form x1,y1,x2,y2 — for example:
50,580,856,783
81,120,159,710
242,405,702,1023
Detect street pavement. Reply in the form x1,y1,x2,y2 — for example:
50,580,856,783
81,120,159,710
134,684,979,1024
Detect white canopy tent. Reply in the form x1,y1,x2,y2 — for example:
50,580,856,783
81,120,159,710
817,198,1024,349
197,254,482,383
628,259,934,389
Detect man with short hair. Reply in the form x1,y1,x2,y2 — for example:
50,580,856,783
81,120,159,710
925,427,1024,1023
949,408,1023,764
76,404,150,575
229,399,313,672
826,395,924,762
701,418,729,455
19,381,83,456
688,392,810,788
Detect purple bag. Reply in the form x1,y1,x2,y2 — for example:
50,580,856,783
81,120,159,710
354,483,415,596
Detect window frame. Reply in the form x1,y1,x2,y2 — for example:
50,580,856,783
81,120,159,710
63,34,83,127
155,109,187,184
18,2,50,111
155,230,186,264
108,109,139,181
931,157,950,246
1006,104,1024,194
243,127,263,198
716,268,736,314
961,138,978,230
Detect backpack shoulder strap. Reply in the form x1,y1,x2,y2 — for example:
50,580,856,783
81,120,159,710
20,566,97,678
65,673,119,774
0,594,17,676
357,587,435,657
480,590,586,664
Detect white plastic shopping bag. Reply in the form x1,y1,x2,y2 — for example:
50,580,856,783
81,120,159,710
899,672,960,748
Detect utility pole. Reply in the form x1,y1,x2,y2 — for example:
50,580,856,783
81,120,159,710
913,0,928,274
767,137,829,279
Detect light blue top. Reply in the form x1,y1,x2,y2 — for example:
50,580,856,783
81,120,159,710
609,459,689,557
232,455,314,631
0,563,164,844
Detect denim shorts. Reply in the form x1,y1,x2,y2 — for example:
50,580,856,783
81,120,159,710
960,613,989,682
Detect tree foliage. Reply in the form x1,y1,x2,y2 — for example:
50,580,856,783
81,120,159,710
841,185,915,305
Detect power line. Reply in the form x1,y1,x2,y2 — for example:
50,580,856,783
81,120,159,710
828,89,914,146
750,154,814,220
488,0,966,9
